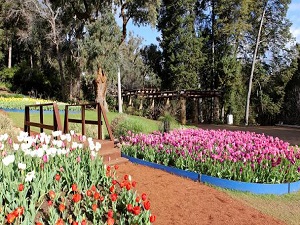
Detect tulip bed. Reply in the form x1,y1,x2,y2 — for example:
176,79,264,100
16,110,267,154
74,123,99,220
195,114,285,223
121,128,300,184
0,96,67,110
0,131,155,224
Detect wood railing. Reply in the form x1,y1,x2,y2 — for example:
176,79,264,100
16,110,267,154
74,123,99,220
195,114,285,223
24,103,62,134
63,103,114,141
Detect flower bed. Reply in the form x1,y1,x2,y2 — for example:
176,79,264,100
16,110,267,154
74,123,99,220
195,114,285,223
121,128,300,184
0,131,155,224
0,97,69,111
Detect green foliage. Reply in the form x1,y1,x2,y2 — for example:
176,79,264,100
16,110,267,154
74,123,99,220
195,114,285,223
158,112,178,133
120,34,150,89
158,0,205,90
0,110,18,137
111,114,144,139
11,62,60,99
0,66,18,86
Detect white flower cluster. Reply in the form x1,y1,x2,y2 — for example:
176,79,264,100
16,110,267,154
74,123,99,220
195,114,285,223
1,130,94,183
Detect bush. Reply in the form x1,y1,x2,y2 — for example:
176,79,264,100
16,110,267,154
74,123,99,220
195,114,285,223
111,114,144,139
158,112,178,133
68,123,99,139
0,110,19,137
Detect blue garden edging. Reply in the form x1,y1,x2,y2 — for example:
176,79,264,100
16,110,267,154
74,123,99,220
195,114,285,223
121,153,300,195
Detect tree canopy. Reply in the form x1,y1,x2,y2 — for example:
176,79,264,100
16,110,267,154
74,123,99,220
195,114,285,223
0,0,299,125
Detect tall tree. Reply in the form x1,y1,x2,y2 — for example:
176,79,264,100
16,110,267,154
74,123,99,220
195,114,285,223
158,0,205,90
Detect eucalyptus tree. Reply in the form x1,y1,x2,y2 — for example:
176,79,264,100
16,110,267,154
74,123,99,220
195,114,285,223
281,44,300,124
244,0,294,125
49,0,161,109
119,34,148,90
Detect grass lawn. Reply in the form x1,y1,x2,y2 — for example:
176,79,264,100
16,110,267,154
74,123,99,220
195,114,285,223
7,110,161,137
224,189,300,225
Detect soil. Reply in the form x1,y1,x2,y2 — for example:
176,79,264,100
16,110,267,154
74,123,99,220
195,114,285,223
117,163,286,225
116,124,300,225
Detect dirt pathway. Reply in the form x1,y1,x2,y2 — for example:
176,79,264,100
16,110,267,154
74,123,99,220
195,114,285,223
117,162,286,225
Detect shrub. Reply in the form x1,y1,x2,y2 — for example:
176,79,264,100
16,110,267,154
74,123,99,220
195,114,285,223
0,110,19,137
158,112,177,133
111,114,144,139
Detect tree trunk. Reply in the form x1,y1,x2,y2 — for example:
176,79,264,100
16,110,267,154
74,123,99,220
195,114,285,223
245,1,268,125
94,67,108,112
8,43,12,68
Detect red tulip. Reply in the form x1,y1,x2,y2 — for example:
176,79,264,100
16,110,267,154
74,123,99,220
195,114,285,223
71,184,78,192
6,213,16,224
107,210,113,218
18,184,24,192
13,207,24,217
109,185,115,193
55,174,61,181
94,191,100,200
48,190,56,199
144,200,151,210
47,200,53,206
92,203,98,212
55,218,64,225
141,193,147,201
91,185,97,192
127,204,133,212
149,215,156,223
132,181,137,187
132,206,141,215
110,193,118,201
86,189,92,197
59,203,65,212
72,193,81,203
107,217,114,225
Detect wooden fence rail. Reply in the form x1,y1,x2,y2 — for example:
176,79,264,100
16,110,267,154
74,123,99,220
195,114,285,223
24,102,114,142
24,103,62,134
63,103,114,141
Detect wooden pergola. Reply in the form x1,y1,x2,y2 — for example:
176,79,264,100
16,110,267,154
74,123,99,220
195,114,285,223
121,89,223,124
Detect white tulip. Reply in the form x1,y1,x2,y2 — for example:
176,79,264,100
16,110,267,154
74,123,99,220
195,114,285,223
25,171,35,182
18,162,26,170
2,154,15,166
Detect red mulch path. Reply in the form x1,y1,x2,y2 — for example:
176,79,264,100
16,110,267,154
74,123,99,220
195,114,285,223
116,124,300,225
117,162,286,225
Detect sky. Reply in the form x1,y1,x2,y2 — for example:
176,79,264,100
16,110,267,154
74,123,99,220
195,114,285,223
127,0,300,47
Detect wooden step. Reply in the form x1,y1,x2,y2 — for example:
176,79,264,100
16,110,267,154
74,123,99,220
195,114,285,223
104,157,129,166
92,140,128,165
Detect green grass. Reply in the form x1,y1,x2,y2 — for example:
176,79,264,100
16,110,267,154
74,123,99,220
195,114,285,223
7,110,161,137
224,189,300,225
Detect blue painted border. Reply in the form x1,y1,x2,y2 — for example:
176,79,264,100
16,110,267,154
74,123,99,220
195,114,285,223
122,154,300,195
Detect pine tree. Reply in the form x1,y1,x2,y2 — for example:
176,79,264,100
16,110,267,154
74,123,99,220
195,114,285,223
158,0,205,90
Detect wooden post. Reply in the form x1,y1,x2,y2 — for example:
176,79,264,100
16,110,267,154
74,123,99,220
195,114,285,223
150,99,155,109
180,96,186,125
24,106,30,134
129,96,132,106
166,98,170,108
81,105,86,135
64,105,69,134
192,98,199,124
40,105,44,133
214,96,220,122
139,98,143,110
53,103,62,131
97,103,102,140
